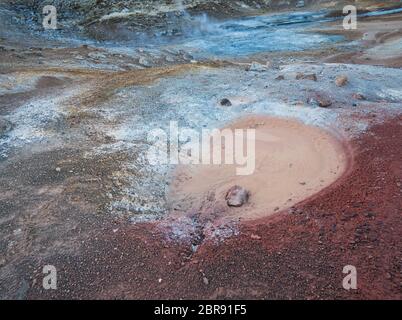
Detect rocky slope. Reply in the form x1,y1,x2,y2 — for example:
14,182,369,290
0,0,401,300
3,0,398,40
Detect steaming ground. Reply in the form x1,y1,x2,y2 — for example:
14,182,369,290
2,62,402,224
1,2,402,299
1,8,402,225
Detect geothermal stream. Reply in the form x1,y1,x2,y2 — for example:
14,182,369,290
1,5,402,246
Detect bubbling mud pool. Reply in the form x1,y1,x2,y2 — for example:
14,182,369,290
168,116,348,222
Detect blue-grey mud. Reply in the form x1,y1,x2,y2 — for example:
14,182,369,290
0,1,402,300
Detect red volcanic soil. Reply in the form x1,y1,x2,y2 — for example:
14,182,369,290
27,116,402,300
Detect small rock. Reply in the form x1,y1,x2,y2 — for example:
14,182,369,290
335,75,348,87
55,167,61,172
203,277,209,285
317,97,332,108
0,117,12,137
352,93,366,100
296,73,317,81
225,186,250,207
220,98,232,107
275,75,285,80
251,234,261,240
308,93,332,108
139,56,152,67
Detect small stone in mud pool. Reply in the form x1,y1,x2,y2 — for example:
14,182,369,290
335,75,348,87
296,73,317,81
220,98,232,107
225,186,250,207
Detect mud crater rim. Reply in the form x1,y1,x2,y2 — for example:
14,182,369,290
167,115,351,222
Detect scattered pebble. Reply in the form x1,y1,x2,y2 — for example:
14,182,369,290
220,98,232,107
352,93,366,100
317,98,332,108
308,93,332,108
296,73,317,81
335,75,348,87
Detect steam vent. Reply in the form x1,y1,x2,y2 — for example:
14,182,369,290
0,0,401,301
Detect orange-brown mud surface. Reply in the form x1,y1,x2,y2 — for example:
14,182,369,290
1,2,402,300
169,116,348,222
25,116,402,299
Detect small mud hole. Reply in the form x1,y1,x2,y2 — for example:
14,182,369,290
168,116,349,222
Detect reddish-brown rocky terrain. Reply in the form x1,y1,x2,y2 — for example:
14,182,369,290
21,115,400,300
0,1,401,300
